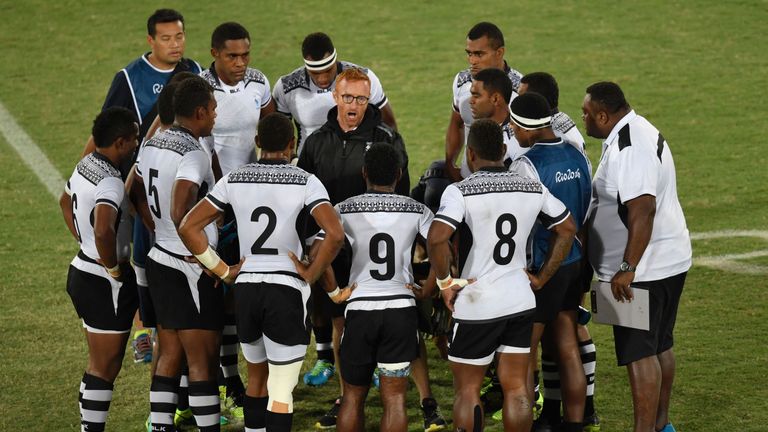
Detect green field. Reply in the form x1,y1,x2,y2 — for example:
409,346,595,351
1,0,767,430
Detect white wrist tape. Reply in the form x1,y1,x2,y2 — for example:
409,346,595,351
327,287,341,299
437,275,469,291
195,245,222,271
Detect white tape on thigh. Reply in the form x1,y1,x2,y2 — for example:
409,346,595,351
241,338,267,364
266,361,302,413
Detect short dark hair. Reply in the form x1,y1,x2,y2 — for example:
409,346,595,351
173,77,213,118
364,143,402,186
92,107,138,148
586,81,630,113
257,113,294,152
158,72,200,125
521,72,559,111
211,22,250,50
474,68,513,104
147,9,184,37
302,32,334,60
467,22,504,49
467,119,504,161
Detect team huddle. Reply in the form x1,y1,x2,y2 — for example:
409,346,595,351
59,8,692,432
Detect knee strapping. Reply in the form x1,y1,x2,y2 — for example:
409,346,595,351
266,361,302,413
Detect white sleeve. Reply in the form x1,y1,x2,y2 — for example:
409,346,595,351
616,140,659,203
433,184,464,231
176,150,210,185
205,175,230,211
260,75,272,108
305,175,331,213
538,184,570,229
272,78,291,116
366,69,388,108
451,73,461,112
94,176,125,211
509,157,539,181
64,175,73,195
418,205,435,238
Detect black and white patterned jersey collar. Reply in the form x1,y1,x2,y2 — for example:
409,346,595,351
227,162,311,185
280,61,370,94
455,169,542,196
337,193,425,214
143,127,203,156
201,63,267,92
552,112,576,135
455,61,523,90
76,152,122,186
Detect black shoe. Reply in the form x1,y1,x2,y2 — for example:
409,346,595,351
315,397,342,429
421,398,447,431
532,416,556,432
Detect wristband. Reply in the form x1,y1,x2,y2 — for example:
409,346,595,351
327,286,341,299
195,245,222,271
219,265,230,281
437,275,470,291
106,264,121,278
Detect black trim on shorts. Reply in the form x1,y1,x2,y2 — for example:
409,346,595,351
154,244,191,261
240,270,302,280
347,294,414,303
77,250,99,264
453,308,536,324
268,355,305,365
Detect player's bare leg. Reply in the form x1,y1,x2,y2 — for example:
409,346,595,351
380,375,409,431
450,361,487,431
655,349,675,430
551,310,586,429
337,382,368,432
86,331,130,382
244,360,269,431
497,352,533,431
627,355,662,432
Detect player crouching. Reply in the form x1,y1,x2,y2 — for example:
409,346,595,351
60,107,140,432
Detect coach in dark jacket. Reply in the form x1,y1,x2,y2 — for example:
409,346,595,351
298,68,409,205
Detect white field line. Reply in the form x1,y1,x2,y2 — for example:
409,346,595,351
0,101,65,199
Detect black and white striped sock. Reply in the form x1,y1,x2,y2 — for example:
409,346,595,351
220,313,244,400
266,411,292,432
580,338,597,417
541,351,562,424
78,372,86,420
150,375,178,431
80,373,113,432
244,395,268,432
189,380,221,431
178,368,189,412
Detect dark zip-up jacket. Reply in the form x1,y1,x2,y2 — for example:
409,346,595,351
298,105,410,205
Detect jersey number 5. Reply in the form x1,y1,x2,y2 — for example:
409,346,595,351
148,168,161,218
369,233,395,280
251,207,278,255
493,213,517,265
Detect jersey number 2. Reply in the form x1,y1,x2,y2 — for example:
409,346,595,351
493,213,517,265
369,233,395,280
250,207,278,255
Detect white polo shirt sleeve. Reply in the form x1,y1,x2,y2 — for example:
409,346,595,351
616,143,659,203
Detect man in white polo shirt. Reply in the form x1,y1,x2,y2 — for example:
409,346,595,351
582,81,691,432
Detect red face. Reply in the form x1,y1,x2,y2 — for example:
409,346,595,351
334,78,370,131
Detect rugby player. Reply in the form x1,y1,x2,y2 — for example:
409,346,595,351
428,119,576,431
135,77,225,432
508,93,592,432
330,143,434,431
60,107,139,432
178,112,346,432
445,22,523,181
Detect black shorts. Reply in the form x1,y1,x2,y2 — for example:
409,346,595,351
234,278,311,347
313,251,351,319
67,253,138,333
534,261,583,323
613,272,687,366
136,282,157,328
145,247,223,331
448,311,534,365
341,306,419,386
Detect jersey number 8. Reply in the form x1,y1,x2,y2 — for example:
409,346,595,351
493,213,517,265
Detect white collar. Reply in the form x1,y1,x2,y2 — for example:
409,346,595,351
604,110,637,147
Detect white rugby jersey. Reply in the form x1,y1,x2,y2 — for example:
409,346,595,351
205,161,331,277
200,66,271,175
452,64,524,178
334,192,433,309
64,152,127,261
434,167,569,322
587,110,691,282
552,111,587,154
136,127,218,255
272,61,388,155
